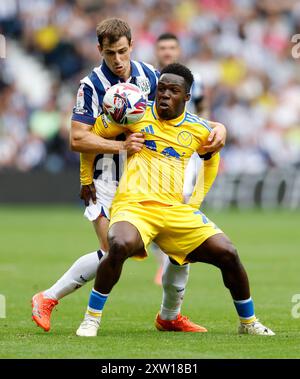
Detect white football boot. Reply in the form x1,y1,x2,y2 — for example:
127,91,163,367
76,316,101,337
238,319,275,336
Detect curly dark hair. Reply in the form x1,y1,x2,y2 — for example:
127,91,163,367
160,63,194,93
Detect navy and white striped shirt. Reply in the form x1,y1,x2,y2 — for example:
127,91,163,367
72,59,159,181
72,59,160,126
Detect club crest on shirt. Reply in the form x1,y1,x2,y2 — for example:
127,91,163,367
177,131,193,147
135,77,151,96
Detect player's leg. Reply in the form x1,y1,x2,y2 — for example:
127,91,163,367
76,221,145,337
186,233,275,335
95,221,145,292
32,214,109,332
154,204,211,333
150,242,197,331
160,258,189,319
32,249,105,331
187,234,249,298
150,243,168,285
32,176,114,332
156,257,207,332
93,214,110,252
155,152,203,330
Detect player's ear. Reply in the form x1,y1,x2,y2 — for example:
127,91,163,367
97,44,103,55
185,93,191,102
129,39,134,52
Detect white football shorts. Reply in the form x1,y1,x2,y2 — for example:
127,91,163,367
84,178,117,221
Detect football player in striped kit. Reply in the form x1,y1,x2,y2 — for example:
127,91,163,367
32,18,226,333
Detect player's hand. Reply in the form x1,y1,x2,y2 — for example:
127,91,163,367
122,132,145,156
203,122,226,153
80,183,96,206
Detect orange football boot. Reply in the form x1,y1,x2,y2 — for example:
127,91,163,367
31,292,58,332
155,313,207,332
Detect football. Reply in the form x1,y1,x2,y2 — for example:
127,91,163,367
102,83,147,125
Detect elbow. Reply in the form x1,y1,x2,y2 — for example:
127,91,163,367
69,136,78,152
70,121,91,152
69,132,83,152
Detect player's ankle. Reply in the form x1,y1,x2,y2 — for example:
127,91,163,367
42,290,58,301
159,307,179,320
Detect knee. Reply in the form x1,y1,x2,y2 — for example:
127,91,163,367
218,242,240,269
107,234,135,264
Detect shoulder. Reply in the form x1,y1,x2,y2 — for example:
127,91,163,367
79,67,108,95
185,112,212,132
133,60,160,78
94,114,124,135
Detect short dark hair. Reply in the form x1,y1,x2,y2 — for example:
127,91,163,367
96,18,131,47
156,32,179,43
160,63,194,92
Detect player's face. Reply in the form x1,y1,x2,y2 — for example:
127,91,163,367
156,73,190,120
99,36,133,80
156,39,181,69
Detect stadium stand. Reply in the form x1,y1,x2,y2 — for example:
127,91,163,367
0,0,299,177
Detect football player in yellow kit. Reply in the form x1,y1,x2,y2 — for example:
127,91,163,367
76,63,275,337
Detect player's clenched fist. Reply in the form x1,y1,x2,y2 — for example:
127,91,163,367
122,132,145,155
80,183,96,206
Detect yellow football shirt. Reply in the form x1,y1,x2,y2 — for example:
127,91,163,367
80,101,219,208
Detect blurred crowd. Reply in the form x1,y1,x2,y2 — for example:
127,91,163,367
0,0,300,173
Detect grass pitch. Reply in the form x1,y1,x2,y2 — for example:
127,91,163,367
0,205,299,358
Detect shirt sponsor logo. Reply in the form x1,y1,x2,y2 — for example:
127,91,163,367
101,113,110,128
74,83,86,114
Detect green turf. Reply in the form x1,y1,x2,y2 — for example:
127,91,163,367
0,205,299,358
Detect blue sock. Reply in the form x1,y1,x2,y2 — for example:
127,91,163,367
86,288,108,318
234,297,256,324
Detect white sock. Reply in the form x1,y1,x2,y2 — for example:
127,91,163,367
160,258,190,320
43,250,105,300
151,243,168,266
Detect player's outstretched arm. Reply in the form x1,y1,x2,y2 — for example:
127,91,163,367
79,118,145,195
188,152,220,210
70,120,125,154
203,122,226,153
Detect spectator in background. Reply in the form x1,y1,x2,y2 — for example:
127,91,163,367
0,0,299,173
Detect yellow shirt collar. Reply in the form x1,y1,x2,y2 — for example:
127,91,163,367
151,102,186,127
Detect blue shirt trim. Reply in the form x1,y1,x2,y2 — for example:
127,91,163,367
174,113,187,127
151,101,157,119
71,113,96,125
186,114,212,132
